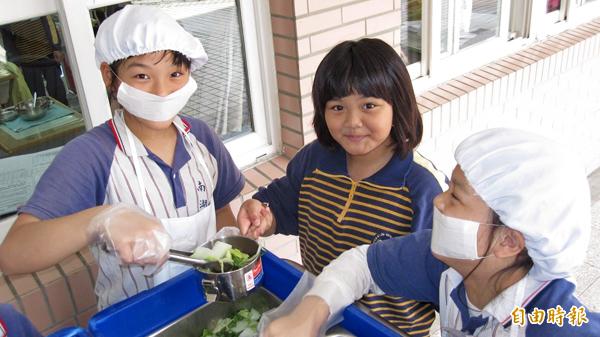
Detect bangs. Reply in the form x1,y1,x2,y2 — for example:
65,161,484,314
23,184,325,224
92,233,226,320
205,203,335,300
110,50,191,73
311,38,422,157
154,50,191,69
319,50,393,104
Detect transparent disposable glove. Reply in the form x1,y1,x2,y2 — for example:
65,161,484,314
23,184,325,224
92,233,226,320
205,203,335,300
259,271,340,337
88,203,172,267
237,199,273,239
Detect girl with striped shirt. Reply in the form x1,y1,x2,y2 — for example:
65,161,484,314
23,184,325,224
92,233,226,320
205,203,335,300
237,38,444,337
264,128,600,337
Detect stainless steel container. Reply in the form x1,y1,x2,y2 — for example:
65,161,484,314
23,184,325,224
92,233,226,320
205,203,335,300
149,287,354,337
198,236,263,302
15,96,52,121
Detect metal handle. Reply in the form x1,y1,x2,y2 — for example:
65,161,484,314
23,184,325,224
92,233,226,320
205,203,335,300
201,279,220,302
168,251,208,266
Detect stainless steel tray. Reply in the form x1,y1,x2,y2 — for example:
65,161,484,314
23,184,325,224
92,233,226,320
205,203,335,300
149,287,354,337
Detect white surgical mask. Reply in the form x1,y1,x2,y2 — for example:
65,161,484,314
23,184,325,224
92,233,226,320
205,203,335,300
431,207,499,260
116,77,197,122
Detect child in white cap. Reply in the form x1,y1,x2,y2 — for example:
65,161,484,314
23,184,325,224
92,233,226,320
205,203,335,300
263,128,599,337
0,5,244,309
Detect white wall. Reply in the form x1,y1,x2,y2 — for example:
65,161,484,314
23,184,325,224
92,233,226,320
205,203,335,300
418,34,600,179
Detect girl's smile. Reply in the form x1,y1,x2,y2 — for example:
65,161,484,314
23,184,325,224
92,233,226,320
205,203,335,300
343,134,367,142
324,94,394,159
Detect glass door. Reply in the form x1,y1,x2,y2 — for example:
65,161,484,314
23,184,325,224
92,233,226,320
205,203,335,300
0,1,87,216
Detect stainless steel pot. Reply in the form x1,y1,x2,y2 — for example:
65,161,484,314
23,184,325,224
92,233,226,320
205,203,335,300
197,236,263,302
15,96,52,121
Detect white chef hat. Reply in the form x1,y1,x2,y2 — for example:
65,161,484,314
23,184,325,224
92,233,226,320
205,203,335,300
455,128,590,281
95,5,208,71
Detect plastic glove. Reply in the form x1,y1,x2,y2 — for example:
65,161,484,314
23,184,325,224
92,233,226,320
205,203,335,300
261,295,329,337
259,271,338,337
88,203,171,266
237,199,273,239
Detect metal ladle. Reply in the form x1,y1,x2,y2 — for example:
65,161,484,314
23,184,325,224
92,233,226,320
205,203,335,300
168,249,234,273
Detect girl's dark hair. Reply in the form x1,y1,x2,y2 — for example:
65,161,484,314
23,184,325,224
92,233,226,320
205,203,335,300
107,50,191,101
463,212,534,295
311,38,422,158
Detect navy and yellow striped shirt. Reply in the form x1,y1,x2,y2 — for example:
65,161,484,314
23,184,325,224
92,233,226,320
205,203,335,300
254,141,444,337
2,16,61,64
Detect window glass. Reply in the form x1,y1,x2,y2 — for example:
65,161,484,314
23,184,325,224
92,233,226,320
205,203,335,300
0,14,85,216
458,0,501,50
400,0,423,65
440,0,503,54
547,0,562,13
441,0,449,53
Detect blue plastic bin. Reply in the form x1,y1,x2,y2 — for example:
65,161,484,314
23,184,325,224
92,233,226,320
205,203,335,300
47,327,89,337
87,250,400,337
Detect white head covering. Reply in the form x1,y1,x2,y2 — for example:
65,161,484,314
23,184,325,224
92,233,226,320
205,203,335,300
95,5,208,71
455,128,590,281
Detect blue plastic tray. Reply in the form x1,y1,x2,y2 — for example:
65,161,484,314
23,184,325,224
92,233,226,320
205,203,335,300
47,327,89,337
87,250,400,337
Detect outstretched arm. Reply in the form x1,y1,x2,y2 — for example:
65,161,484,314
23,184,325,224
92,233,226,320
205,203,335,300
264,245,377,337
0,204,171,275
0,208,107,274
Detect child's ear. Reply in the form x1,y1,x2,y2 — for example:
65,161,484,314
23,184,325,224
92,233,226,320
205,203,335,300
493,227,526,258
100,62,114,88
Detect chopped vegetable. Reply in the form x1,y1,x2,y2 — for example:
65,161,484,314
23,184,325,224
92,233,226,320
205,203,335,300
191,241,252,272
200,308,261,337
229,248,250,268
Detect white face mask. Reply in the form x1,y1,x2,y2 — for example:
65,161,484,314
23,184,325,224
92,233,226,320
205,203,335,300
431,207,498,260
116,77,197,122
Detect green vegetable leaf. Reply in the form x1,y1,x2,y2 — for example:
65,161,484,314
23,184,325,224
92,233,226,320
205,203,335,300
230,248,250,268
201,308,260,337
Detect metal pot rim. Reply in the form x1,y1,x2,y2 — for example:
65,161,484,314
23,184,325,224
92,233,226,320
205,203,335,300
196,235,262,275
197,252,261,275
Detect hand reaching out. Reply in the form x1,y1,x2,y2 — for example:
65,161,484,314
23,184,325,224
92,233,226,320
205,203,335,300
237,199,274,239
263,296,330,337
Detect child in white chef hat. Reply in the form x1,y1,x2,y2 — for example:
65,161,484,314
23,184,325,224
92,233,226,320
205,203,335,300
262,128,600,337
0,5,244,309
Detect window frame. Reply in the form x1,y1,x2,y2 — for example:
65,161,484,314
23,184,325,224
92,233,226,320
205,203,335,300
411,0,600,93
568,0,600,23
525,0,570,39
433,0,511,69
413,0,516,92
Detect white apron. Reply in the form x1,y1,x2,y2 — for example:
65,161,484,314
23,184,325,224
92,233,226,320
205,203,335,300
94,117,216,308
439,269,527,337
